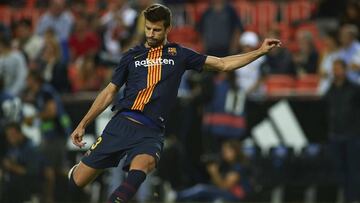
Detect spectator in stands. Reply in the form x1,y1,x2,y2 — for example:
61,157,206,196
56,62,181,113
0,75,22,130
260,29,295,76
100,0,137,64
202,72,247,153
36,0,74,42
325,59,360,203
293,30,319,75
338,24,360,84
318,31,341,95
235,31,264,95
166,140,252,202
197,0,243,57
69,0,88,19
13,19,44,67
340,1,360,37
36,29,70,93
68,55,103,92
0,76,22,166
0,36,28,96
36,0,74,63
69,14,101,61
23,70,72,203
1,122,41,203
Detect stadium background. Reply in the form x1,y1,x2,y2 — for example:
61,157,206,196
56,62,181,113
0,0,359,202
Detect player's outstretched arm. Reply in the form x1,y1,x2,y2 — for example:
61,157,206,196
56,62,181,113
203,38,281,72
71,82,120,148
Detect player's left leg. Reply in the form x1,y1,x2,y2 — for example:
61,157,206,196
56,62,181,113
108,154,156,203
67,161,103,201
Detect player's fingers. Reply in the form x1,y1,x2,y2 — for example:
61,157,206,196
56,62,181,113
71,133,83,148
71,133,77,145
269,38,280,42
75,133,87,148
76,135,84,147
267,39,281,45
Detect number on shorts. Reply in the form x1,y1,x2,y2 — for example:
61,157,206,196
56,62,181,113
90,136,103,150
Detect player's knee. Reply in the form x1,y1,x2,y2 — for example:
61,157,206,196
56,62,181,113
147,158,156,171
131,154,156,173
68,164,85,189
138,158,155,173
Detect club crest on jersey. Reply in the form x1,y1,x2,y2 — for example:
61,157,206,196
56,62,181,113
168,47,177,56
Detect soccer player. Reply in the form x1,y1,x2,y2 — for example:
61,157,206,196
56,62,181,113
68,4,281,203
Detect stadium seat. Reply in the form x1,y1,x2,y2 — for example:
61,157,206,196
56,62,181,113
185,2,207,23
233,1,256,31
26,0,36,8
255,1,278,35
295,74,319,95
168,26,203,52
0,6,11,25
281,1,315,24
265,75,296,96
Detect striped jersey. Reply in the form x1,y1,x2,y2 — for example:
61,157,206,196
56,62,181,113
111,43,207,127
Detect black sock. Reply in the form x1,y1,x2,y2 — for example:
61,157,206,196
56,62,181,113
108,170,146,203
68,167,83,201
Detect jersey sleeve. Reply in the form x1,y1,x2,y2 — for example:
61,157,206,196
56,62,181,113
111,52,132,87
182,47,207,72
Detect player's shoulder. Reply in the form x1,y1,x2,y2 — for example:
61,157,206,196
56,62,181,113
123,44,145,58
168,43,201,55
169,42,189,51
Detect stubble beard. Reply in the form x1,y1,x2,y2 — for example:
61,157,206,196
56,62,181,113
146,37,165,48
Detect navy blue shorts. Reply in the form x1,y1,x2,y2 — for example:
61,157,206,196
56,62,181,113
81,112,164,171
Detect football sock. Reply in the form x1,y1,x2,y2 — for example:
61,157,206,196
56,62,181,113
68,165,82,191
108,170,146,203
68,165,83,201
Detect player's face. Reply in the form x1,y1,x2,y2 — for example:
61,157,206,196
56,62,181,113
145,20,170,48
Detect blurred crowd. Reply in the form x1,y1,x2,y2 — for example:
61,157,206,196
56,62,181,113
0,0,359,203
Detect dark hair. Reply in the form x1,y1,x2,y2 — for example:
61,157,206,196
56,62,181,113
143,4,172,28
16,18,32,28
333,58,347,69
324,30,340,46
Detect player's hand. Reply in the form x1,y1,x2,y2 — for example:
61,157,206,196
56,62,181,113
71,126,86,148
259,38,281,54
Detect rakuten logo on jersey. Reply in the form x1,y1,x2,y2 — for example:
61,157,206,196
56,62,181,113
134,58,175,68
